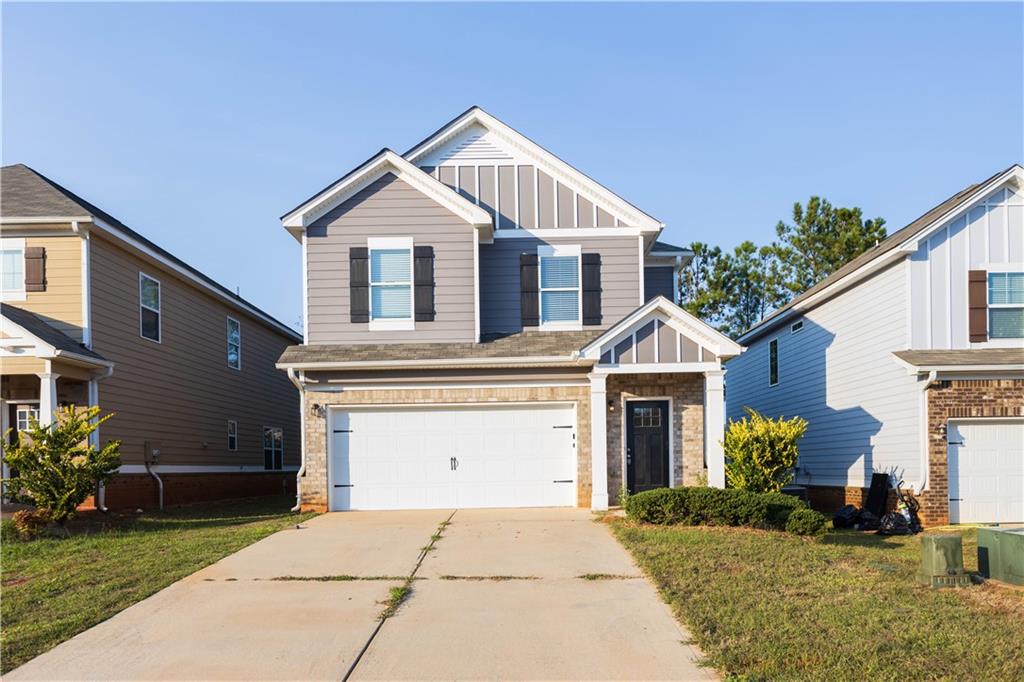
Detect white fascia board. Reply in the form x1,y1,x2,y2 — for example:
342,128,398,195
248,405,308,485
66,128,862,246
579,296,743,360
281,150,492,235
592,362,720,375
493,227,645,239
0,320,57,357
404,108,664,232
276,355,591,371
0,216,91,225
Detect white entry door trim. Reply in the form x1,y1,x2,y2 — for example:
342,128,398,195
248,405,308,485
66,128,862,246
328,402,578,511
947,418,1024,524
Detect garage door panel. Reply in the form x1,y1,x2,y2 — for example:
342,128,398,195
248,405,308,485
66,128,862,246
948,420,1023,524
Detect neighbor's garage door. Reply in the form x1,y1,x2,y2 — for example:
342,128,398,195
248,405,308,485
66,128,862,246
329,404,577,511
948,419,1024,524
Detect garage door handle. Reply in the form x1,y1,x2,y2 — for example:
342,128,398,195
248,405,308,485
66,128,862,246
553,479,573,483
334,484,354,488
334,429,353,434
948,441,963,445
949,498,963,501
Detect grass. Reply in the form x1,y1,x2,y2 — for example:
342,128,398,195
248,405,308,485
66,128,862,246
1,498,315,673
612,521,1024,681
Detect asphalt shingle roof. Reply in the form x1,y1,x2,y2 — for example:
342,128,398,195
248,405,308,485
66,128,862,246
1,304,108,362
893,348,1024,367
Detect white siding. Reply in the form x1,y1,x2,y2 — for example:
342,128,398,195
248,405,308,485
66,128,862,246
726,261,921,488
909,183,1024,349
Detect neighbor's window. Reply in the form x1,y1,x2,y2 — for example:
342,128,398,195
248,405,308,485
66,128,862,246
227,420,238,451
0,239,25,298
988,272,1024,339
768,338,779,386
227,317,241,369
539,246,581,325
790,320,804,333
139,273,161,342
16,406,39,432
263,426,283,470
369,248,412,321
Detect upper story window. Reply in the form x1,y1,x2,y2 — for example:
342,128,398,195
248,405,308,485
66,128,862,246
139,273,161,342
0,238,25,300
988,272,1024,338
368,238,413,329
768,338,779,386
227,317,241,369
539,245,581,327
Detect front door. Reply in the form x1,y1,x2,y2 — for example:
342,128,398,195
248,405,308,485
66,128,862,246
626,400,670,494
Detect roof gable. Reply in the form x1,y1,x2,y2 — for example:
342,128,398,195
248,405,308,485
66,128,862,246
403,107,663,232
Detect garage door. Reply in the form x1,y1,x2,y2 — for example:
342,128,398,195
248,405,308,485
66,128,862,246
329,404,577,511
948,420,1024,524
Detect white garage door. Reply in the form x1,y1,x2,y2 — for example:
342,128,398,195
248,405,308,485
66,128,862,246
948,419,1024,524
329,404,577,511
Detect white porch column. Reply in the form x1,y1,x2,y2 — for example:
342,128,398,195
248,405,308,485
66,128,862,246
590,373,609,510
704,370,726,488
36,372,60,426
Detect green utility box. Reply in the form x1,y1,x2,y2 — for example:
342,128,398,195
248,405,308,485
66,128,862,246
977,527,1024,586
917,534,971,588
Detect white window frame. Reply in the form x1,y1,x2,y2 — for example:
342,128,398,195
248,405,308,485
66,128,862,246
768,337,780,387
790,320,804,334
227,420,238,452
263,425,284,471
986,265,1024,341
0,237,26,302
537,243,582,330
226,316,241,370
139,272,162,343
15,405,40,432
367,237,415,331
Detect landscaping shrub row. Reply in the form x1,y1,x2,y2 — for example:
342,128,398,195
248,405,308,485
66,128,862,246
623,486,828,536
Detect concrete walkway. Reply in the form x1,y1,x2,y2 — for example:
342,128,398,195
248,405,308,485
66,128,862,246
9,508,714,681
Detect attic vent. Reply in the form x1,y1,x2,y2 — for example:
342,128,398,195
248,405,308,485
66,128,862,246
790,320,804,333
438,134,514,161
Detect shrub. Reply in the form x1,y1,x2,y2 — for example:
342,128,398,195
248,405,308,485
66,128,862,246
724,408,808,493
10,509,50,540
3,405,121,526
624,486,824,536
784,507,829,536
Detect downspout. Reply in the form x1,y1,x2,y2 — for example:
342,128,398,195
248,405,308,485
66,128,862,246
144,461,164,510
916,370,939,494
287,368,306,512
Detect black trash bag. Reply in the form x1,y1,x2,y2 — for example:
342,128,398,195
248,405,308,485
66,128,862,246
857,510,881,531
833,504,859,529
877,512,912,535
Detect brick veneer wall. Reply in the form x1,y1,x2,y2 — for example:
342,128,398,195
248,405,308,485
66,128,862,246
917,378,1024,526
300,385,592,512
85,472,296,510
606,373,705,505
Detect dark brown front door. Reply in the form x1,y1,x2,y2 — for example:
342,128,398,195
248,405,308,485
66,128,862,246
626,400,670,494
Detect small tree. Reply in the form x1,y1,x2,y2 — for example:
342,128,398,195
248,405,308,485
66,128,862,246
723,408,807,493
3,406,121,526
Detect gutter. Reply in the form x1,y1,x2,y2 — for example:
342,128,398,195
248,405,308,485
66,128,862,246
287,368,306,512
276,354,590,372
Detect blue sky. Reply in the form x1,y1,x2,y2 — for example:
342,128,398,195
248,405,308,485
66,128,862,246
3,2,1022,329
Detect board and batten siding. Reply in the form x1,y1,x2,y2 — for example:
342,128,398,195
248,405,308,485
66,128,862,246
306,174,477,344
480,235,641,335
644,266,674,302
88,233,300,469
13,234,83,342
726,261,921,488
909,183,1024,349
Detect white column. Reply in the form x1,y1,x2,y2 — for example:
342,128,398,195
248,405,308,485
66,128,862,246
590,373,609,510
36,372,60,426
704,370,726,488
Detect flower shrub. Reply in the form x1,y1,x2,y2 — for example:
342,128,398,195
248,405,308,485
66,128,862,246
723,408,808,493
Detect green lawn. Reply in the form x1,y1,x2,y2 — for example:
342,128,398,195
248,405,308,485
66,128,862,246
1,498,315,673
612,521,1024,681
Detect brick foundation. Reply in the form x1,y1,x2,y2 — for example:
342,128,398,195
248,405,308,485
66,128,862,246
85,471,296,510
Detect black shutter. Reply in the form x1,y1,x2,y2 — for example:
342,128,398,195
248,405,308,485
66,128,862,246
349,247,369,323
414,245,435,321
24,247,45,292
582,253,602,325
520,253,539,327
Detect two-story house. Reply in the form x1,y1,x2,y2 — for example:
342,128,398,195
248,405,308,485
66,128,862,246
727,164,1024,526
277,107,743,512
1,164,301,509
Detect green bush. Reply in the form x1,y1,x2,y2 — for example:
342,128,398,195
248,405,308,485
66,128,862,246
624,486,824,536
3,406,120,526
784,507,829,536
724,408,808,493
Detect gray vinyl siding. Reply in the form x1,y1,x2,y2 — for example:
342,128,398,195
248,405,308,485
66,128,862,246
644,266,674,302
480,235,641,334
726,261,921,488
306,173,477,344
89,233,300,469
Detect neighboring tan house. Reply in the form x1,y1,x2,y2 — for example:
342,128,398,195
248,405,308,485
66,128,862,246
277,106,743,512
1,164,302,509
727,164,1024,526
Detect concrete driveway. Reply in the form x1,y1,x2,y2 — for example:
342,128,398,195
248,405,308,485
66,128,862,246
9,508,713,681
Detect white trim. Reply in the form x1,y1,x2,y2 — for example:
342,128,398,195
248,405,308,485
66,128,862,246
301,231,309,344
538,243,582,329
704,370,726,488
472,228,481,342
404,107,663,232
368,319,416,331
117,464,299,474
226,316,242,370
138,271,162,343
367,237,415,328
493,227,644,239
637,235,645,305
593,362,720,375
590,373,609,510
304,380,590,392
0,216,91,224
278,355,584,371
623,397,675,490
281,149,492,235
80,230,92,347
0,237,26,301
